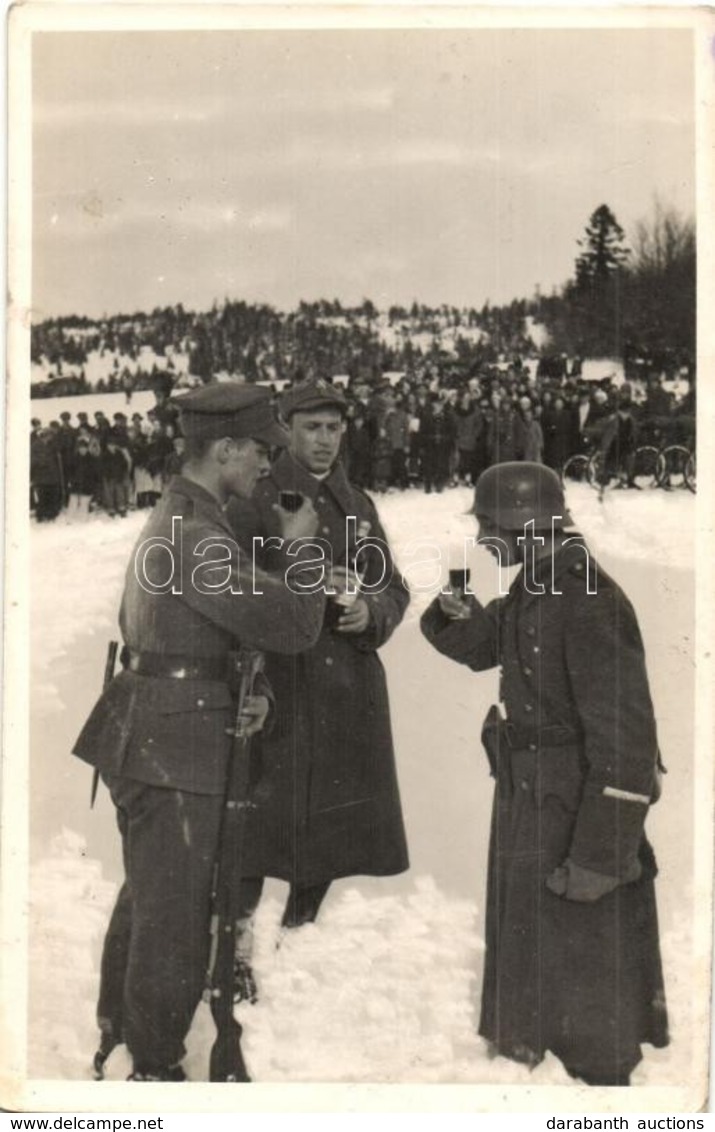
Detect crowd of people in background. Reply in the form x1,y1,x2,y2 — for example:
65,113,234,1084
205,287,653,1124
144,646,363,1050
30,360,696,521
30,391,182,522
341,365,695,494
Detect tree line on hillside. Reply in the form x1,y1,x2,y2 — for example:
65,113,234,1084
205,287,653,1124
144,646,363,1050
30,200,695,395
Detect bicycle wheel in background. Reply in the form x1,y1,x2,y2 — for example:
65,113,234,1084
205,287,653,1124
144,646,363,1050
587,452,619,492
561,454,590,484
657,444,691,490
684,452,696,493
632,445,661,489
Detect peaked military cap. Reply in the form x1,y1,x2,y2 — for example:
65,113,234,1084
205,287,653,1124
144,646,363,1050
172,382,288,446
279,377,348,421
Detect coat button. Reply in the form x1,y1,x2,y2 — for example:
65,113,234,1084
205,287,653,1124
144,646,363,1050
197,698,205,708
525,626,535,637
533,645,540,654
523,666,533,677
322,525,330,534
325,657,334,666
520,779,530,791
524,703,534,713
528,742,537,752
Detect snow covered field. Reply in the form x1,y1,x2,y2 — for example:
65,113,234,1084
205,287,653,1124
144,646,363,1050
27,475,698,1090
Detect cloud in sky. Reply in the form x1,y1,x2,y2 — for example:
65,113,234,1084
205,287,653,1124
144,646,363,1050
30,27,694,318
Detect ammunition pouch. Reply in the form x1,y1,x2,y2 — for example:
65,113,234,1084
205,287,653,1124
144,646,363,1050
480,706,579,780
480,705,503,778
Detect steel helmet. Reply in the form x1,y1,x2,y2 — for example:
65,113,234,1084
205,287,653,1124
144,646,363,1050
472,462,573,531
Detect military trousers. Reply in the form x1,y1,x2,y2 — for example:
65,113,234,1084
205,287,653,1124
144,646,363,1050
98,774,224,1072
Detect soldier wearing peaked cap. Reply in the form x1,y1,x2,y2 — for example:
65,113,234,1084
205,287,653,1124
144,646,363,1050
73,382,326,1081
278,375,349,420
421,462,668,1086
227,377,410,940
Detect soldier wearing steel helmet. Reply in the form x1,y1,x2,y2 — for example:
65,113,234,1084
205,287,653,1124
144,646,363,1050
421,461,668,1086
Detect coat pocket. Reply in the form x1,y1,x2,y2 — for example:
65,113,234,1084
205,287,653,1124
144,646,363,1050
533,745,584,814
157,681,234,715
131,679,235,770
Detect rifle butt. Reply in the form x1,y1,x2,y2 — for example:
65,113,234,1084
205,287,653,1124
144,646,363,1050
208,1009,250,1083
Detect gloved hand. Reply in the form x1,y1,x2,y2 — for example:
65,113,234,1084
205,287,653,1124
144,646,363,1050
546,856,642,902
437,591,473,621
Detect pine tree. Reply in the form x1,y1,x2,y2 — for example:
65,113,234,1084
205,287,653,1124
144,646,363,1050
567,205,629,356
575,204,629,288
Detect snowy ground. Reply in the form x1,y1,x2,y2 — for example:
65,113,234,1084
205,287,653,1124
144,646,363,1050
28,475,697,1088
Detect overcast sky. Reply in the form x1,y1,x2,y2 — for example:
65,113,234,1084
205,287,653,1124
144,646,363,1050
32,28,694,320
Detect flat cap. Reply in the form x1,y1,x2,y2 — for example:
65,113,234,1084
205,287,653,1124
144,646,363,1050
279,377,348,421
172,382,288,446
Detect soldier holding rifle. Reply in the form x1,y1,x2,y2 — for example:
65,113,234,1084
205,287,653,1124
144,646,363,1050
421,462,668,1086
73,384,326,1082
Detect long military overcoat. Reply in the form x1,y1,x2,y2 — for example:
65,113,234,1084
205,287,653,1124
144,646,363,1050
228,451,410,885
421,541,668,1080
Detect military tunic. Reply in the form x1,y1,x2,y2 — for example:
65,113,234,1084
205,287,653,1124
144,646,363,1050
421,539,668,1081
228,450,410,885
73,476,325,1071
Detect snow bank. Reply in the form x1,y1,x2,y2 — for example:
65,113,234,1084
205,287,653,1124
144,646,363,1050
29,831,118,1080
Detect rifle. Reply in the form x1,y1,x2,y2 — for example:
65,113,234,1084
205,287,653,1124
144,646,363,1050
90,641,119,808
204,647,265,1083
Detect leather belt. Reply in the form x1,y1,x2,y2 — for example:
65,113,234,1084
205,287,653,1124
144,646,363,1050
124,648,229,682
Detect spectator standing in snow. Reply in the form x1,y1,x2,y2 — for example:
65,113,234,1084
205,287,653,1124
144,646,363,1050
72,384,325,1082
57,411,78,507
384,390,410,490
31,427,64,521
67,433,101,519
121,369,135,404
542,395,573,471
369,391,394,493
597,383,640,488
420,462,668,1086
487,392,517,464
405,393,422,483
227,378,409,963
344,402,372,489
453,392,482,484
518,404,544,463
94,410,111,443
420,396,456,493
127,425,151,508
163,435,186,480
143,419,174,505
100,433,131,518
